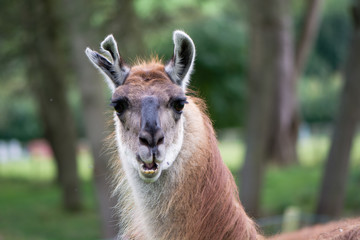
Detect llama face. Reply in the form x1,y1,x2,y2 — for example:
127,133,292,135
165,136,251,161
86,30,195,182
111,70,187,182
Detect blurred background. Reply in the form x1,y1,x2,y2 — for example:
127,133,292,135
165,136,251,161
1,0,360,239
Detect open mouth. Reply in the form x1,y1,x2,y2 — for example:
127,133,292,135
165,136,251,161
136,154,162,182
140,160,159,177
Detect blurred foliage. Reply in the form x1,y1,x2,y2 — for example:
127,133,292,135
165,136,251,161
305,0,351,76
0,73,42,141
299,75,342,123
187,17,248,128
0,0,353,140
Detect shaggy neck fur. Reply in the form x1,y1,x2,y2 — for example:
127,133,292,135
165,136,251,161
113,97,259,240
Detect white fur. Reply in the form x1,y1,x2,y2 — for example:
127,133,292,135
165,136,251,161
162,117,184,170
113,99,204,239
100,35,119,58
113,112,185,184
114,114,138,171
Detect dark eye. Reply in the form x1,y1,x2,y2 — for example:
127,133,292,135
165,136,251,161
114,103,126,115
172,98,188,113
110,98,128,116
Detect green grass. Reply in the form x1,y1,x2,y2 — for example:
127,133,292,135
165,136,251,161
0,179,100,240
0,153,100,240
0,134,359,239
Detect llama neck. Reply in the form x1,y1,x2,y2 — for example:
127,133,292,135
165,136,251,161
122,99,259,240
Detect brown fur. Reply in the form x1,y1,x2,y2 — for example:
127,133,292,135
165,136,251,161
269,218,360,240
150,96,259,239
105,59,359,240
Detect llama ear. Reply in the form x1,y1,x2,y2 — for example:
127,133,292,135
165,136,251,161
85,34,130,91
165,30,196,90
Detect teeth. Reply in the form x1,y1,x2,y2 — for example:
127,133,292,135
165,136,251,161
140,164,158,175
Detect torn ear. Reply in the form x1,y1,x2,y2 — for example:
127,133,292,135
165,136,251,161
85,34,130,91
165,30,196,91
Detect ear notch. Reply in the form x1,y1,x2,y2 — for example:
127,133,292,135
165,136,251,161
165,30,196,90
85,34,130,91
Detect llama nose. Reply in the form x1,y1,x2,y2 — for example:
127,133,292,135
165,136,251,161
139,128,165,149
139,96,164,150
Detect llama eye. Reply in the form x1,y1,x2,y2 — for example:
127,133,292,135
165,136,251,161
114,103,125,115
110,99,128,116
172,99,188,113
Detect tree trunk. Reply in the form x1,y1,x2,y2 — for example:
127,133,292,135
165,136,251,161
240,0,293,217
316,1,360,219
60,0,120,238
293,0,323,82
70,33,120,240
73,38,119,238
240,0,323,216
23,0,82,211
267,0,297,166
268,0,323,165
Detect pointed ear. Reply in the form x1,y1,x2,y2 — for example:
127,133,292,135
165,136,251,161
165,30,196,90
85,34,130,92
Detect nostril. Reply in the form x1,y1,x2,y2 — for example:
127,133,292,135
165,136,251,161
157,136,164,145
139,131,152,147
139,136,149,146
139,130,164,147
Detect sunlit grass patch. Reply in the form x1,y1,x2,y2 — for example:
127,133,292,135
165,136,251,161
297,134,330,166
219,139,244,171
0,157,55,181
0,152,93,181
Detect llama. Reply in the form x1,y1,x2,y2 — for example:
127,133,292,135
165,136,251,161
86,31,359,240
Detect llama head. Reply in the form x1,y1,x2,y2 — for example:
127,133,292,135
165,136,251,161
85,30,196,183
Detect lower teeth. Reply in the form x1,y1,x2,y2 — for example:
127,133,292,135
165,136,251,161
142,165,158,175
